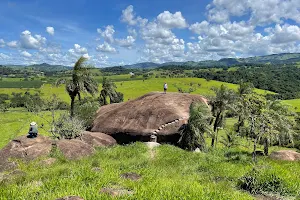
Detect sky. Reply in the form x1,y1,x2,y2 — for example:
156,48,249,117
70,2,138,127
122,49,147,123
0,0,299,67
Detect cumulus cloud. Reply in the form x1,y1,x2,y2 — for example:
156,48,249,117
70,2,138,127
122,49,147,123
269,24,300,44
20,30,46,49
0,53,10,60
96,42,117,53
69,44,88,54
97,25,115,43
7,41,18,48
207,0,300,25
0,39,5,48
21,51,32,57
121,5,148,26
46,27,55,35
157,11,188,29
116,36,135,48
121,5,136,25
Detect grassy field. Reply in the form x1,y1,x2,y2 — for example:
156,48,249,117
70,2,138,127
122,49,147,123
0,143,299,200
282,99,300,112
0,76,299,199
0,108,65,148
0,77,272,103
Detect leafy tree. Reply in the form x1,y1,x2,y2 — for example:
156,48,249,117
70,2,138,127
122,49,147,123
99,77,123,105
178,102,212,151
74,101,99,129
57,56,98,117
210,85,236,147
234,82,254,134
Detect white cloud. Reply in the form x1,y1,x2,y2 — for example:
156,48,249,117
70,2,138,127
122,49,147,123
7,40,18,48
97,25,115,43
69,44,88,54
189,21,210,34
157,11,188,29
0,39,5,48
46,27,55,35
0,53,10,60
121,5,136,25
20,30,46,49
116,36,135,48
96,42,117,53
82,53,91,59
21,51,32,57
121,5,148,26
207,0,300,25
269,24,300,44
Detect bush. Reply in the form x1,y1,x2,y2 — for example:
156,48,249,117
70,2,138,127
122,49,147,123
238,168,290,195
74,101,99,129
54,114,85,139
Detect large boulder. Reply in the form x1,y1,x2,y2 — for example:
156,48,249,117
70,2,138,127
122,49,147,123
91,92,208,143
81,131,116,147
56,139,94,160
269,150,300,161
0,135,52,172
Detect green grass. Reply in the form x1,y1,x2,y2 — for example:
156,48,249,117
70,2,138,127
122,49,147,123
0,108,64,148
0,80,43,88
0,143,299,200
0,77,272,104
282,99,300,112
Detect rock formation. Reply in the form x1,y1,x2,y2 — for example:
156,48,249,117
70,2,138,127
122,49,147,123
91,92,208,144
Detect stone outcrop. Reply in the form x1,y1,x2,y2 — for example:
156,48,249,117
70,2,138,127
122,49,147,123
91,92,208,143
269,150,300,161
0,135,52,172
0,132,117,172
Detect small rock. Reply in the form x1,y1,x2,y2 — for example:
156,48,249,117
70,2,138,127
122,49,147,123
175,120,179,122
56,196,84,200
120,172,141,181
161,125,165,128
100,187,134,197
171,121,176,124
156,130,160,133
194,148,201,153
92,167,101,172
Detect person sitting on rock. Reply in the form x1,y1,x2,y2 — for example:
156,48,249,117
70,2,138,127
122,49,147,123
28,122,38,138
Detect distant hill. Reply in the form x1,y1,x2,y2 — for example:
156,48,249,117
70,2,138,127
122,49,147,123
121,53,300,69
122,62,159,69
26,63,71,72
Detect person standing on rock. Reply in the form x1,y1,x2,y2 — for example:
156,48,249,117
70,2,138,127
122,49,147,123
163,82,168,94
28,122,38,138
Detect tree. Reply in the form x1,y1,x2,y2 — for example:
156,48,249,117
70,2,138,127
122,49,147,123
57,56,98,117
99,77,123,105
178,102,212,151
234,82,254,134
210,85,236,147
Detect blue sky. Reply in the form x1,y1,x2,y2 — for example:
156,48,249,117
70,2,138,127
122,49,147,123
0,0,299,67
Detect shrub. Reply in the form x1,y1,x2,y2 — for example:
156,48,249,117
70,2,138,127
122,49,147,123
74,101,99,129
238,168,290,195
54,114,85,139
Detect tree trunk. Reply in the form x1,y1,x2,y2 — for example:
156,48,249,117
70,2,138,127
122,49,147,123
263,138,269,156
78,93,81,101
70,95,75,118
252,136,257,163
212,112,221,147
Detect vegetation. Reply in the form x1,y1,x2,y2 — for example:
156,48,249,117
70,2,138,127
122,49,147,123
178,102,212,151
56,56,98,117
194,65,300,99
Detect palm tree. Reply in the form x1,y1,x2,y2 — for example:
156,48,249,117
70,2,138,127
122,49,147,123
178,102,212,151
210,85,236,147
57,56,98,117
99,77,117,105
235,82,254,135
